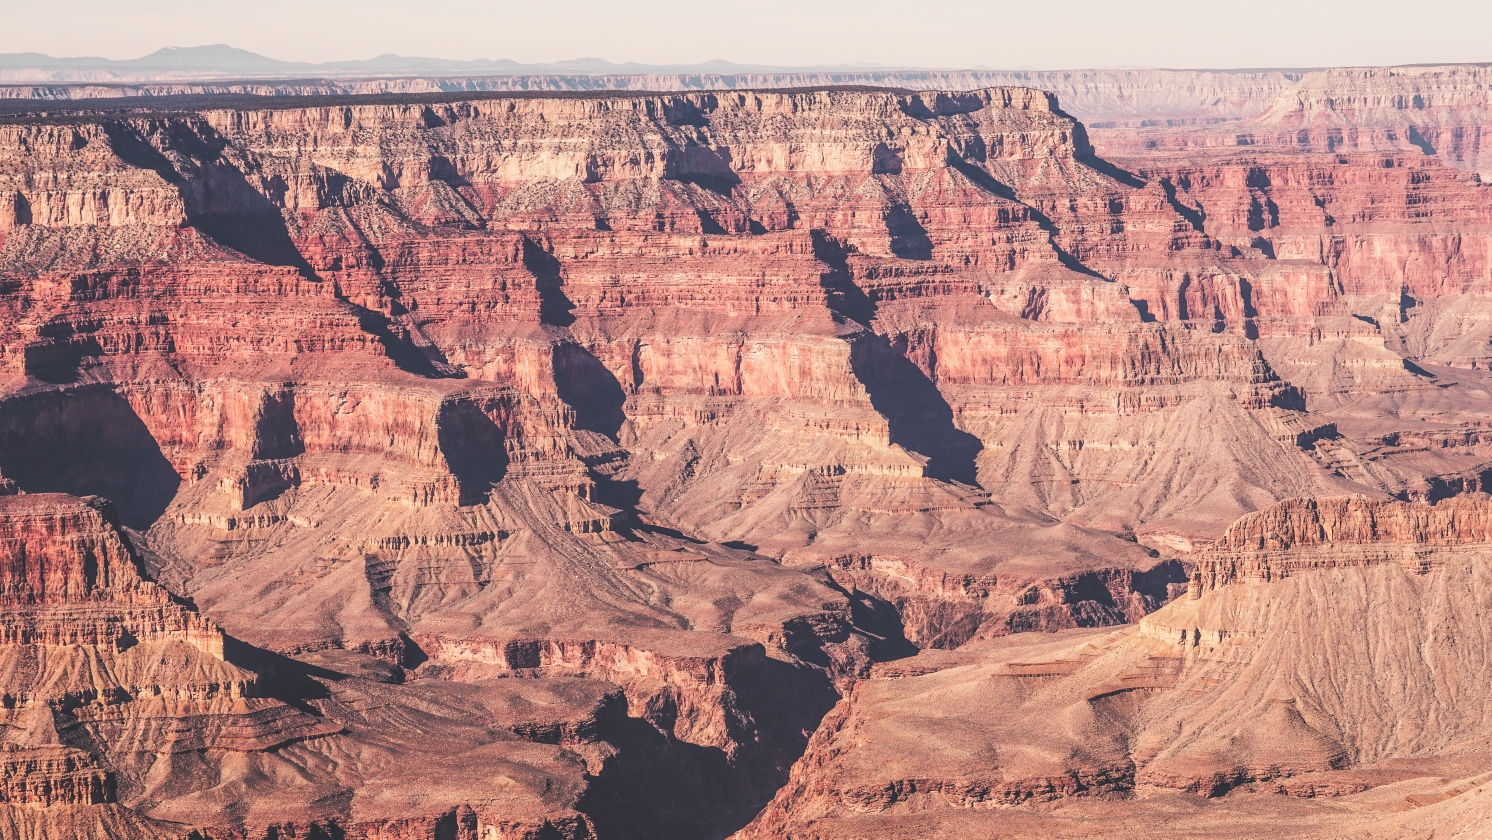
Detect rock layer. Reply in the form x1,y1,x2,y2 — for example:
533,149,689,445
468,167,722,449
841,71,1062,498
1,66,1492,838
0,493,618,840
741,497,1492,838
0,67,1303,128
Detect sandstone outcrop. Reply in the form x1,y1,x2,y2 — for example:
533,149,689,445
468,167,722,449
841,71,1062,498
741,497,1492,838
1096,65,1492,176
0,67,1302,129
2,64,1492,838
0,493,621,840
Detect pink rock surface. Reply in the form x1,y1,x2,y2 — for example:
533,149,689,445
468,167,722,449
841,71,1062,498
0,69,1490,838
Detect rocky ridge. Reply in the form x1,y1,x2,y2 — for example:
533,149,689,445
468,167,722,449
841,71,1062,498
0,66,1491,837
741,496,1492,838
0,67,1303,126
1094,64,1492,176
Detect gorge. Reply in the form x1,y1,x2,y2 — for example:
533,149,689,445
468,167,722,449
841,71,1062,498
0,62,1490,838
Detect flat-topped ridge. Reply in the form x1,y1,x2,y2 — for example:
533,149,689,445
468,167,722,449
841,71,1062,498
1216,496,1492,551
0,85,1061,125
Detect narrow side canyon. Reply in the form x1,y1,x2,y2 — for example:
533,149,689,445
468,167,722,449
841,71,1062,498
0,67,1489,838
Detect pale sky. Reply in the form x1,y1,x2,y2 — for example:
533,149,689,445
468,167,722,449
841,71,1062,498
4,0,1489,70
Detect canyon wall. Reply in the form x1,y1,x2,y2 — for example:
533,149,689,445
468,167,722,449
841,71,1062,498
0,65,1490,838
0,67,1302,126
742,496,1492,838
1094,64,1492,176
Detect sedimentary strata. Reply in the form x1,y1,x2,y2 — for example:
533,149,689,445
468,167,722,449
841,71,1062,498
742,497,1492,838
0,66,1490,837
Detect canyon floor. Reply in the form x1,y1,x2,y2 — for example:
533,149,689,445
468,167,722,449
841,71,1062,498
1,63,1491,839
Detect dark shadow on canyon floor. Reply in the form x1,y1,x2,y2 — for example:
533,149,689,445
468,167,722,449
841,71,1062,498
849,335,984,485
0,385,181,529
812,230,983,484
554,342,627,442
883,203,934,260
526,237,577,328
437,399,511,505
578,656,839,840
842,585,919,662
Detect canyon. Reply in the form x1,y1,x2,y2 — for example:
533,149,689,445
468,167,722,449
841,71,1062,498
0,61,1489,838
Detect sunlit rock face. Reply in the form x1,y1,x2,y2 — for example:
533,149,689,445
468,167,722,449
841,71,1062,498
0,71,1490,839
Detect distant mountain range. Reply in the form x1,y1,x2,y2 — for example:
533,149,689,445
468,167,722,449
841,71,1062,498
0,44,934,81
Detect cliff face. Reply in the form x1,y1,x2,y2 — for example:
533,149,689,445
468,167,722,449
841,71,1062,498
0,87,1281,651
1189,495,1492,589
2,69,1492,838
0,493,222,653
0,492,624,840
742,497,1492,838
1200,65,1492,177
0,495,311,827
0,67,1303,127
1254,66,1492,173
1090,64,1492,174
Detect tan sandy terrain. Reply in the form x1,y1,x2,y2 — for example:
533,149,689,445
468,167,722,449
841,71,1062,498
0,64,1489,838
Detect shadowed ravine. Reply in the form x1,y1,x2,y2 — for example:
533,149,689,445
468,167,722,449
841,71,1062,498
3,70,1492,839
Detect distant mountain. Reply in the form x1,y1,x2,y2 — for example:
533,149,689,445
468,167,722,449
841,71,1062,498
123,45,301,70
0,44,922,80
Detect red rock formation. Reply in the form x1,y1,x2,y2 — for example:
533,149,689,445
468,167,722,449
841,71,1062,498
1188,495,1492,590
0,493,221,651
0,67,1303,130
1098,65,1492,177
2,68,1492,838
0,494,318,833
0,494,614,840
1,87,1227,658
742,497,1492,838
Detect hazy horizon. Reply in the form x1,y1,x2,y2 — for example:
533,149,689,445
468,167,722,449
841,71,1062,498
4,0,1489,72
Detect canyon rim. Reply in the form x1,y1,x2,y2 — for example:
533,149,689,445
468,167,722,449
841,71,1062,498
0,43,1491,840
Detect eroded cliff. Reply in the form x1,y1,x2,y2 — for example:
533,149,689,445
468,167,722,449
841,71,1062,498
741,496,1492,838
0,71,1491,838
